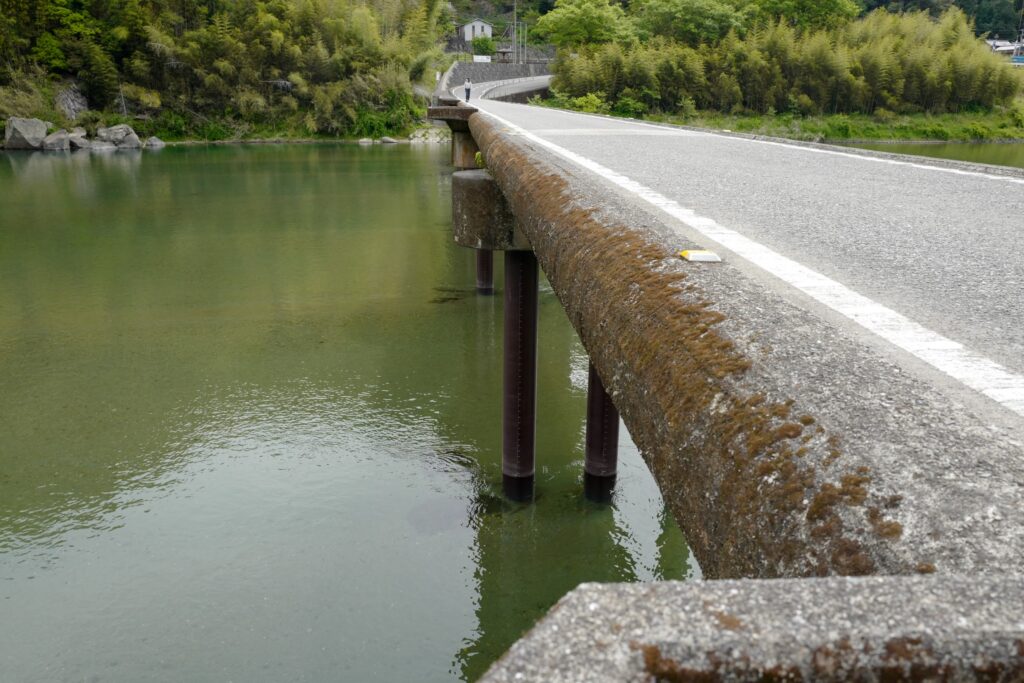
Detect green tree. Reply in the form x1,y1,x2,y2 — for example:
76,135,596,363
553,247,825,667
75,39,120,106
471,35,496,54
534,0,635,47
633,0,744,44
750,0,861,30
968,0,1022,38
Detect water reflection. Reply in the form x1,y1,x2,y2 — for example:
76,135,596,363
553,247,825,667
0,145,692,682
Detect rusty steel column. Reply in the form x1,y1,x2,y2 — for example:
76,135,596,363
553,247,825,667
584,362,620,503
475,249,494,294
503,249,539,501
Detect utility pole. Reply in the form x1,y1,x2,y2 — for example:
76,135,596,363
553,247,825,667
513,0,518,65
522,21,527,64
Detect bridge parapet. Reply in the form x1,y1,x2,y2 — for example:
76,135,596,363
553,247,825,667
467,108,1024,578
431,100,1024,679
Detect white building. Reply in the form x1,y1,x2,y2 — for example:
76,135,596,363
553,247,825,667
461,19,493,42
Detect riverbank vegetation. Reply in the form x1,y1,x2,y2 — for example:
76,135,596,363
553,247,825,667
642,106,1024,140
0,0,451,140
539,0,1024,141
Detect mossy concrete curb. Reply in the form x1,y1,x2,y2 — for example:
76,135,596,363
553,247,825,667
468,108,1024,579
481,576,1024,682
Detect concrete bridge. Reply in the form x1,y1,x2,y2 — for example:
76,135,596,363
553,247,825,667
430,83,1024,680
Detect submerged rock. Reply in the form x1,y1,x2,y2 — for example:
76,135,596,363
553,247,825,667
42,130,70,151
379,136,397,144
89,141,117,152
358,138,373,145
4,117,48,150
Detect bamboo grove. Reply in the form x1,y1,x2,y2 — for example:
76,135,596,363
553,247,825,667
546,5,1024,117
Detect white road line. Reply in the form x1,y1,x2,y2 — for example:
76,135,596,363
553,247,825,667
531,128,695,137
477,107,1024,418
479,100,1024,186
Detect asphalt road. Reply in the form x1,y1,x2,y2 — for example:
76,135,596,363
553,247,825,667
469,93,1024,427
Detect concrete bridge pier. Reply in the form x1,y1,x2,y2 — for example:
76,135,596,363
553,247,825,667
451,167,538,500
449,162,622,502
436,103,494,295
584,363,619,503
440,104,623,503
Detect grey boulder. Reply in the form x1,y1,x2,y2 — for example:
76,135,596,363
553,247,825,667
143,136,166,149
69,134,91,150
90,141,117,152
96,124,136,145
379,136,397,144
4,117,48,150
119,132,142,148
358,137,373,144
42,130,70,151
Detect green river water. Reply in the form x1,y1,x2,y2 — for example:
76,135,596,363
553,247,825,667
851,140,1024,169
0,145,694,682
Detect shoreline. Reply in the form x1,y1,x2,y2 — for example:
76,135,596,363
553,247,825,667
0,134,451,152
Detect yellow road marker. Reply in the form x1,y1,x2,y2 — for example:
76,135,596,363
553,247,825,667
679,250,722,263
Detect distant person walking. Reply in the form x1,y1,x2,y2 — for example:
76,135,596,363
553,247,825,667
464,79,471,101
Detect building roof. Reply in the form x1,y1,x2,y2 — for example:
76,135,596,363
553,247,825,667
461,18,493,26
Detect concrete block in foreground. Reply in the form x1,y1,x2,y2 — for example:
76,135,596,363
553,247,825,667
481,576,1024,682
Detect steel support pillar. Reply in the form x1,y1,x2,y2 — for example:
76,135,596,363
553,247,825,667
584,362,619,503
502,250,539,501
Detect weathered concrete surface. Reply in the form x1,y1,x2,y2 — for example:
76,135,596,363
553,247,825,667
429,105,481,169
452,170,529,251
481,576,1024,682
427,105,475,132
468,109,1024,579
451,130,479,169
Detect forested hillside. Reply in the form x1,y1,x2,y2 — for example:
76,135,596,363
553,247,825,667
0,0,450,138
1,0,1022,140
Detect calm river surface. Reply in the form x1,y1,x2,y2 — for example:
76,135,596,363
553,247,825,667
0,145,694,682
